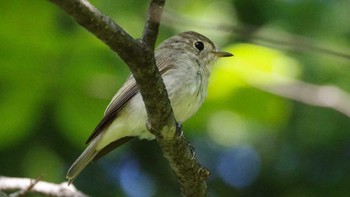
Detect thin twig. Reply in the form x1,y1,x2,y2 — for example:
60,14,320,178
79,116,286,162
10,176,42,197
142,0,166,50
0,176,88,197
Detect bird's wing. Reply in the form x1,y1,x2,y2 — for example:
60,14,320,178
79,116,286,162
85,75,138,144
85,57,174,145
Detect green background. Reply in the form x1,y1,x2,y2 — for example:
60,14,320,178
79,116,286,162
1,0,350,196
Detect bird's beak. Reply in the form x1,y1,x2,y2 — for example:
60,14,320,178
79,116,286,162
213,51,234,57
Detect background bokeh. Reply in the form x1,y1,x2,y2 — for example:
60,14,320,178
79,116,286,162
1,0,350,196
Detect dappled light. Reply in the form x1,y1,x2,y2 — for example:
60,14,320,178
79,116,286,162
207,111,250,146
209,43,301,99
217,145,260,189
116,157,157,197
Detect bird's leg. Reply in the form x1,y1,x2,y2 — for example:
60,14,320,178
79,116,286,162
175,121,184,138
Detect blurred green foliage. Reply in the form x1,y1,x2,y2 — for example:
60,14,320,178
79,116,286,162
1,0,350,196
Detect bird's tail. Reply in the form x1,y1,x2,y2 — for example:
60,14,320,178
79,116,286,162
66,136,100,185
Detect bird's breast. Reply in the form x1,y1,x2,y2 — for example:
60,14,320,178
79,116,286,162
163,63,208,122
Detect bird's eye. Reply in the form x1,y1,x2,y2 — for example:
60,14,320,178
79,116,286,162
194,41,204,51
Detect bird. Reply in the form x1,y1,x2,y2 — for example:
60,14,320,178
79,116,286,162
66,31,233,184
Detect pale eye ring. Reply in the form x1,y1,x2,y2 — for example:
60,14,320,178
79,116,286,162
194,41,204,51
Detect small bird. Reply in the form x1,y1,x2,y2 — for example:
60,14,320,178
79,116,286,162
66,31,233,183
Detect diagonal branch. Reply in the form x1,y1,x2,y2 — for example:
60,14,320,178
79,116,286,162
49,0,208,195
49,0,173,137
252,80,350,117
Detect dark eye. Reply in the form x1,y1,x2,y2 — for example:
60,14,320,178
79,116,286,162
194,41,204,51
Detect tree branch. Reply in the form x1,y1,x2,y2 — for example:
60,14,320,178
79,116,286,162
49,0,208,195
252,80,350,117
0,176,88,197
142,0,165,50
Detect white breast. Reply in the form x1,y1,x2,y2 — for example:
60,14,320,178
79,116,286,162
163,59,208,122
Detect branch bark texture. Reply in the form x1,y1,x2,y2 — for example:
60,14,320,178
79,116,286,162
49,0,209,195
